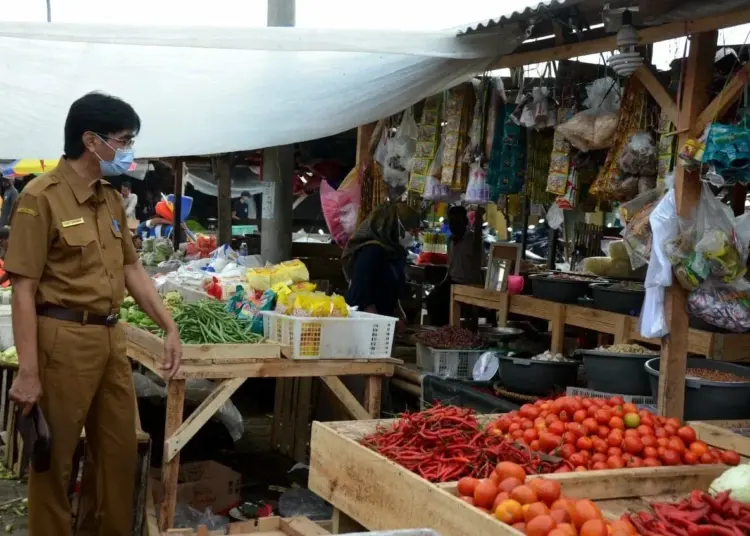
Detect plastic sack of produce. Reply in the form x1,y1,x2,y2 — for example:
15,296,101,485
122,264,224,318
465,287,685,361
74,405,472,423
620,187,663,269
618,131,658,176
464,162,490,203
556,109,617,152
688,280,750,333
383,107,418,191
320,178,361,247
583,77,621,114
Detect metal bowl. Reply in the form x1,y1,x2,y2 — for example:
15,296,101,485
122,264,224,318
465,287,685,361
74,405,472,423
478,326,524,343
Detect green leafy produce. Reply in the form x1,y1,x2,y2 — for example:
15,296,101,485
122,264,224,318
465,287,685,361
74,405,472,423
710,465,750,503
159,299,264,345
0,346,17,366
123,296,136,308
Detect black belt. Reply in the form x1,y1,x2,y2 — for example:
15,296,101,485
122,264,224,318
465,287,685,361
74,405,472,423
37,305,119,327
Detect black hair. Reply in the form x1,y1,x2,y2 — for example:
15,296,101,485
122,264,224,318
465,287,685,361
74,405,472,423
64,92,141,159
448,205,468,220
122,181,132,190
240,191,251,197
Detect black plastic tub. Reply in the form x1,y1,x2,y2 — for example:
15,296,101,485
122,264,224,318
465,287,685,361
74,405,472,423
579,349,656,395
590,282,645,316
530,274,602,304
498,355,580,396
689,315,732,334
645,358,750,420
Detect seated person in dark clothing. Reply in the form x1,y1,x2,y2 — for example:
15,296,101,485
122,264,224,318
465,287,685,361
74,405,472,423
342,202,420,316
232,190,252,222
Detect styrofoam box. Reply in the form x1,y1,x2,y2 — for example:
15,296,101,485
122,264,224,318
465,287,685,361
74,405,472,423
261,310,397,359
0,305,13,351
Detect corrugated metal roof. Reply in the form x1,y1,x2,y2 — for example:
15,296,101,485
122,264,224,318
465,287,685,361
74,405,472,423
456,0,581,35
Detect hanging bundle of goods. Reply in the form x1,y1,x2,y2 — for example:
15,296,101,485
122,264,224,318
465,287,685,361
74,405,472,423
411,94,447,200
441,83,476,192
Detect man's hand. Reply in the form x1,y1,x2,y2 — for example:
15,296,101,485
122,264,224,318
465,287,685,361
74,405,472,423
162,328,182,379
9,369,42,416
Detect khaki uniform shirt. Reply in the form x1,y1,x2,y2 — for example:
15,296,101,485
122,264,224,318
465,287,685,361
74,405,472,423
4,158,138,316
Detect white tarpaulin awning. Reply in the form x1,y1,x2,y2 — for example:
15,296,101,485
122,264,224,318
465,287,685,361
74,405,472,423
0,23,523,159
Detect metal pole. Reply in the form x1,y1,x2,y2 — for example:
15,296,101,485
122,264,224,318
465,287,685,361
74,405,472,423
46,0,51,22
261,0,296,264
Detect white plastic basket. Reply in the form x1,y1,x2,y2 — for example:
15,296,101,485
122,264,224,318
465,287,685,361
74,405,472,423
261,310,396,359
416,342,486,380
566,386,654,406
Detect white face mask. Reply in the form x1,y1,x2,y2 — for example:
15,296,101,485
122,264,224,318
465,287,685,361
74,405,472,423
397,217,414,248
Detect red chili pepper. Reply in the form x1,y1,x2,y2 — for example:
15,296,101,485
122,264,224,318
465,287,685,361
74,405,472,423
687,525,740,536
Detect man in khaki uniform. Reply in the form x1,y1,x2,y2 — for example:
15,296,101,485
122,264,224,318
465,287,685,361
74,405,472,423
6,92,182,536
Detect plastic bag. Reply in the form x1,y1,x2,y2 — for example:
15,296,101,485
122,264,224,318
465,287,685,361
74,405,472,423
583,77,621,114
465,162,489,203
278,488,333,521
547,203,564,230
383,107,417,190
640,286,668,338
173,504,228,530
556,109,618,152
618,131,658,176
620,188,663,269
320,178,361,247
688,280,750,333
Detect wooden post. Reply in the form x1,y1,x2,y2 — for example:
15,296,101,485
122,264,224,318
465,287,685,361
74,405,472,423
356,123,376,169
171,158,184,252
658,32,717,418
363,376,382,419
159,380,186,531
213,154,233,246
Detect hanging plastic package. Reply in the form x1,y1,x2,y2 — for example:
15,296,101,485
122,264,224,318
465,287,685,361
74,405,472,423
688,280,750,333
618,131,658,176
383,107,418,192
639,187,677,339
620,187,663,269
465,162,489,203
702,123,750,174
583,77,621,114
320,179,361,247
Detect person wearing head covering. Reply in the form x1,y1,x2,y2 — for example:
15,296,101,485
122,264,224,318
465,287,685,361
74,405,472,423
342,202,420,316
426,205,484,326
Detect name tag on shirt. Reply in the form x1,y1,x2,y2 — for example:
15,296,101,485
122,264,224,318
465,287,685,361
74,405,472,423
61,218,85,228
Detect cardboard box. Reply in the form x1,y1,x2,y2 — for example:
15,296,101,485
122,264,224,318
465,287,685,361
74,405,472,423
152,460,241,514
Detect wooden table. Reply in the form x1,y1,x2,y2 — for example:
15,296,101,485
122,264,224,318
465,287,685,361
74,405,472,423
309,417,750,536
126,326,398,531
450,285,750,361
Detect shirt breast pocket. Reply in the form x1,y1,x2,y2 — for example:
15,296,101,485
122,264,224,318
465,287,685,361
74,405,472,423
109,219,124,264
60,226,99,274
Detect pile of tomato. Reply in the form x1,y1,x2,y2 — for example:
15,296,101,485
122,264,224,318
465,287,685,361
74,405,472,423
488,395,741,470
458,461,635,535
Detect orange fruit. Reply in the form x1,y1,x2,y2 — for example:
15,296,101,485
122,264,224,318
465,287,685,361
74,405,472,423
524,502,550,522
498,477,524,494
492,491,510,511
572,499,602,529
580,518,609,536
511,485,538,505
495,461,527,483
555,523,578,536
534,479,562,506
495,499,523,524
456,477,479,497
550,508,571,524
526,514,558,536
611,519,637,536
473,479,499,509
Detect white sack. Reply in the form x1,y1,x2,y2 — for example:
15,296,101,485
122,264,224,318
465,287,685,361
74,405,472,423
0,23,523,159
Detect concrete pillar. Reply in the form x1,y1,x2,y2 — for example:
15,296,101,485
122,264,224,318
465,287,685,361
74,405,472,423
261,0,296,263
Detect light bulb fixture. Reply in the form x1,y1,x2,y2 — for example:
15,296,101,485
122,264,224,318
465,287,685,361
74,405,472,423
608,10,644,77
507,227,513,232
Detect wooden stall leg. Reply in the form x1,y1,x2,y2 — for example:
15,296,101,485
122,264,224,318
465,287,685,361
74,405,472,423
449,286,461,327
320,377,370,420
549,303,566,353
363,376,382,418
659,31,717,419
159,380,185,532
332,508,365,534
613,316,631,345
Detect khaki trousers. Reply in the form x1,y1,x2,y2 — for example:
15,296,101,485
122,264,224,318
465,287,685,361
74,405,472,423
28,317,136,536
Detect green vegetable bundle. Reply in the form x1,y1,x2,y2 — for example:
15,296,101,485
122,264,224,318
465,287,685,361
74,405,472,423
167,300,264,345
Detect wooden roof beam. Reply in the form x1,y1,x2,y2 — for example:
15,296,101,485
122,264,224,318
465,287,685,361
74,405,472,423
693,62,750,136
492,6,750,69
633,65,678,125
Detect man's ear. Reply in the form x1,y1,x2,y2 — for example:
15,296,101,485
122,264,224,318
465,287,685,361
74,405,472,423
82,131,98,152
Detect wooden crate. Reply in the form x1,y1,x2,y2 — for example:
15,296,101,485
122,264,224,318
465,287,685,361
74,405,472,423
161,516,329,536
451,285,750,361
308,418,750,536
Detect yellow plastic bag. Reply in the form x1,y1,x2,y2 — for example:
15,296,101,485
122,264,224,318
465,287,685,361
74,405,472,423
246,267,273,291
280,259,310,283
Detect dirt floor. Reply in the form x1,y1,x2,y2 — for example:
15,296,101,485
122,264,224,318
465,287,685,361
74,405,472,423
0,475,27,536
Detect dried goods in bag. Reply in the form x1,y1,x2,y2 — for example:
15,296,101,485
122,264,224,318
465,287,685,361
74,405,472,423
688,281,750,333
556,109,617,152
618,131,658,176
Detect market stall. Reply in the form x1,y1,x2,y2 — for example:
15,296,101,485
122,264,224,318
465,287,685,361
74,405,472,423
308,403,750,536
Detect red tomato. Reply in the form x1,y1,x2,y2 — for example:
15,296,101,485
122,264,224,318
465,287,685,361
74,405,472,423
595,408,612,425
654,427,667,438
567,423,587,438
643,446,658,459
624,429,639,438
660,449,681,466
569,453,587,468
627,456,644,468
560,444,577,461
539,433,563,453
573,410,587,423
689,440,708,457
593,438,609,454
582,418,599,435
562,431,577,445
609,416,625,430
457,477,480,496
607,455,625,469
700,452,717,465
677,426,697,445
591,453,607,463
663,425,678,437
530,440,541,451
546,414,560,425
721,450,741,466
666,417,681,429
607,447,623,457
591,461,608,470
598,426,611,439
548,421,566,436
576,437,593,451
667,436,686,454
623,436,643,455
523,428,539,443
520,404,540,419
682,452,699,465
637,425,654,437
607,431,623,447
643,457,661,467
609,396,625,405
641,435,657,448
622,403,638,414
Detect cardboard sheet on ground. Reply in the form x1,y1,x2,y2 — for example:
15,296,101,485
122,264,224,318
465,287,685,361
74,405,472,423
0,23,523,158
